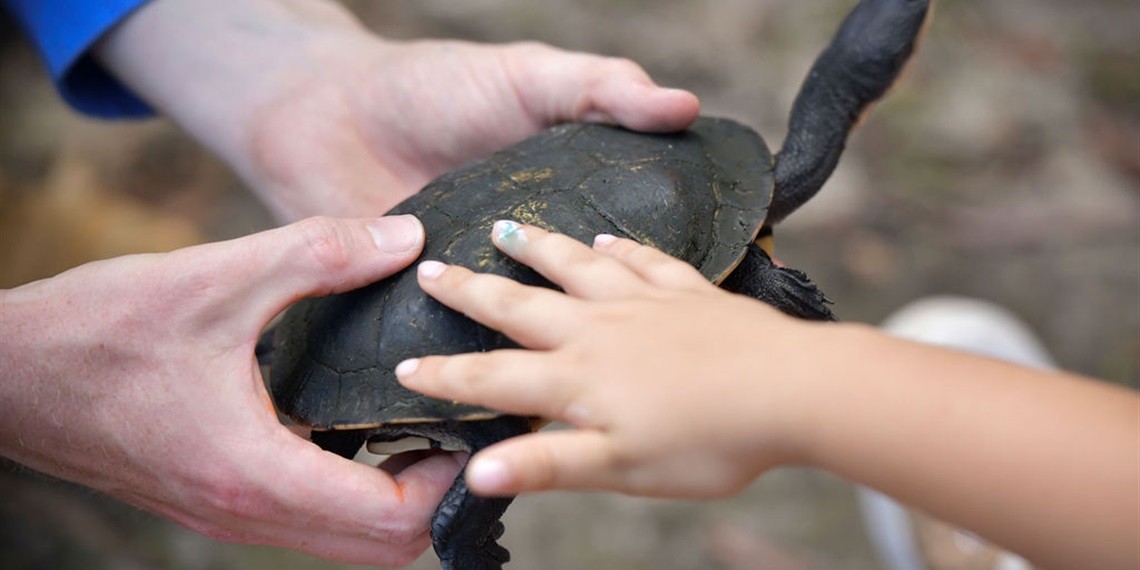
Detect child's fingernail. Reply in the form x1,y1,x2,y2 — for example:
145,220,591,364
468,457,511,492
594,234,617,248
367,215,423,254
394,358,420,378
492,220,528,256
418,260,446,280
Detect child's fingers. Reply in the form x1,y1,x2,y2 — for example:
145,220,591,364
396,350,580,422
593,233,709,290
415,261,579,349
490,221,648,299
463,431,621,496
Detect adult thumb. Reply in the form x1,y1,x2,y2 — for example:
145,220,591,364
507,44,700,133
201,214,424,332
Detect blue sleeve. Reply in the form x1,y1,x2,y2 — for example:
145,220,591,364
4,0,155,118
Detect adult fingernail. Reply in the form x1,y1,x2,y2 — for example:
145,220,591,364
492,220,529,256
468,457,511,492
368,215,423,254
418,260,446,280
594,234,617,248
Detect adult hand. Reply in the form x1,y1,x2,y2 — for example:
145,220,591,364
96,0,701,222
0,215,463,566
395,222,824,499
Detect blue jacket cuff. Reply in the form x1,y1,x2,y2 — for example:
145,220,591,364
5,0,155,118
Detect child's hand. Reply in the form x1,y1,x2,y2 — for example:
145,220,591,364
397,222,823,498
396,222,1140,570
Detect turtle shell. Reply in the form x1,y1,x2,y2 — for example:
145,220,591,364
269,117,774,429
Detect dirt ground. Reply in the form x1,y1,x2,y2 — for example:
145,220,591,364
2,1,1137,569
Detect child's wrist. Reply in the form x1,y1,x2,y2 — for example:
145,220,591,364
770,321,882,469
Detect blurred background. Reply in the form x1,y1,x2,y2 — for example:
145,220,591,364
2,1,1137,569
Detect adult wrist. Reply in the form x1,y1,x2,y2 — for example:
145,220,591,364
0,285,58,466
92,0,369,189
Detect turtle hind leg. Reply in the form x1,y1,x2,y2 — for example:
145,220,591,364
434,473,513,570
427,415,532,570
721,242,836,322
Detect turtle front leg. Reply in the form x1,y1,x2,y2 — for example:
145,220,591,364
721,242,836,321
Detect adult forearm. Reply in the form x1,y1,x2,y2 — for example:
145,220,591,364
92,1,702,223
800,324,1139,569
0,286,65,475
93,0,366,185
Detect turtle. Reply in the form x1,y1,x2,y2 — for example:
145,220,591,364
261,1,932,568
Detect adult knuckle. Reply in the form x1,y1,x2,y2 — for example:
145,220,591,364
295,216,355,274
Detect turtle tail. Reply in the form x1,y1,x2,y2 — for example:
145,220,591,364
769,0,932,224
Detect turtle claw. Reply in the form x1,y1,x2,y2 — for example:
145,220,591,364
439,531,510,570
722,243,836,322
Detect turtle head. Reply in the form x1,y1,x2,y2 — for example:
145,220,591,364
768,0,932,224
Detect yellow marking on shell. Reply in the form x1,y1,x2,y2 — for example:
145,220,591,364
508,167,553,184
508,199,550,227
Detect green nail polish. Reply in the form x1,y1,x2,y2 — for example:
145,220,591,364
494,220,527,256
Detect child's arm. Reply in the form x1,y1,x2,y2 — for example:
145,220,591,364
803,323,1136,570
397,221,1139,570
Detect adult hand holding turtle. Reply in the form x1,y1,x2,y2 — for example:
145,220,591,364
94,0,700,222
396,222,1140,570
0,215,458,566
0,0,697,565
